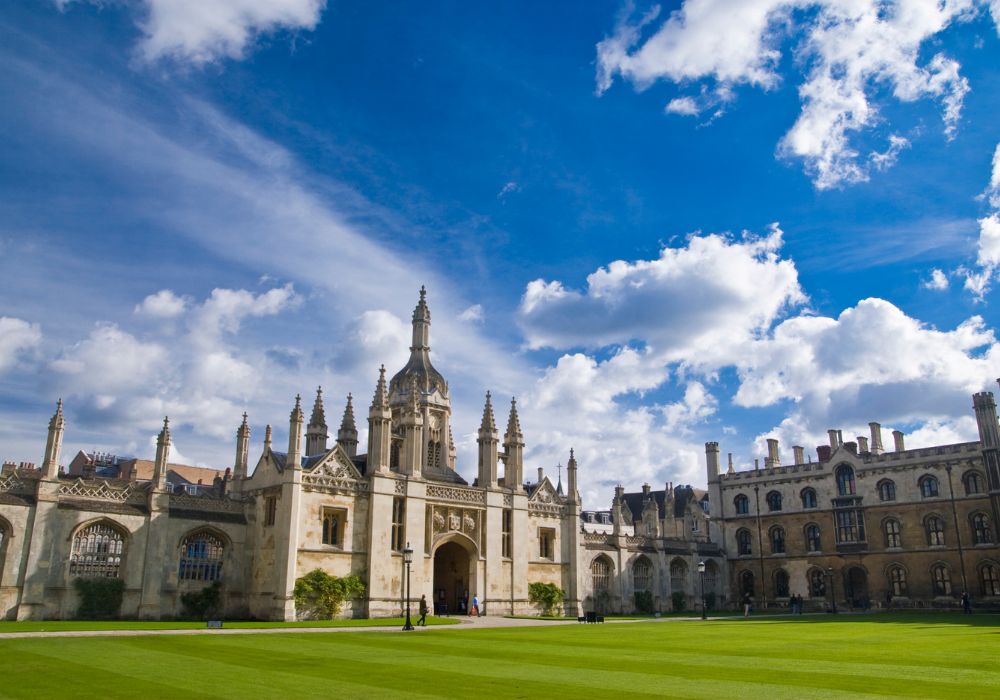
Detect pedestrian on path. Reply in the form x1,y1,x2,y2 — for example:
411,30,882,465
471,594,480,617
418,594,428,626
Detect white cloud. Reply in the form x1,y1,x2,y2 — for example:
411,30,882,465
987,142,1000,209
458,304,484,323
50,323,168,395
923,268,950,291
738,298,1000,459
665,96,700,116
959,143,1000,299
597,1,991,189
58,0,328,65
0,317,43,374
497,181,520,199
189,283,299,344
519,225,805,370
134,289,189,318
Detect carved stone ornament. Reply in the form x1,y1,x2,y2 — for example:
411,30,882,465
448,511,461,531
463,513,476,533
433,511,446,532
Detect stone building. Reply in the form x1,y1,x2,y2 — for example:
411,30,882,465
0,289,719,621
3,288,996,620
707,389,1000,609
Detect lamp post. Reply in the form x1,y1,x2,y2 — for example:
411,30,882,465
402,542,414,631
826,567,837,614
697,561,707,620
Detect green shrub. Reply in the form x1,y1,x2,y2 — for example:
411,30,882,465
634,590,654,614
528,582,565,616
180,581,223,620
671,591,686,612
74,577,125,619
293,569,365,620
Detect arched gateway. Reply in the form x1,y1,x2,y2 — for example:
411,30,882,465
432,536,478,615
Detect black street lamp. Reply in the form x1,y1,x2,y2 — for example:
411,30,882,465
826,567,837,614
402,542,414,631
697,560,707,620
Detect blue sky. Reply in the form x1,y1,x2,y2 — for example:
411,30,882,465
1,1,999,506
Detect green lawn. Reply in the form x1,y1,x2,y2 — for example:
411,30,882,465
0,616,457,633
1,613,997,699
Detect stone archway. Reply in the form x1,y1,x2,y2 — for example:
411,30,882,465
845,566,869,608
433,539,477,615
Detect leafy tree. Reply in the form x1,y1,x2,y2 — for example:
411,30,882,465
528,582,565,616
74,577,125,619
180,581,223,620
293,569,365,619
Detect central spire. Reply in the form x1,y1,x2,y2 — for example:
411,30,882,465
411,284,430,351
389,287,448,398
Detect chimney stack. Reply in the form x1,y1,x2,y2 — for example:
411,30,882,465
764,438,780,468
827,429,841,449
537,466,544,484
893,430,905,452
705,442,721,481
857,436,869,453
792,445,805,465
869,422,884,455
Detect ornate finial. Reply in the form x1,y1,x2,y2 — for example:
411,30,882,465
49,398,65,429
420,285,426,302
295,394,301,408
242,412,248,423
264,424,272,448
480,391,496,432
505,396,522,439
309,386,326,428
372,365,389,410
569,447,575,460
158,416,171,444
340,393,357,431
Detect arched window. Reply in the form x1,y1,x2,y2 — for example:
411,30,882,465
919,475,939,498
770,525,786,554
805,524,821,552
808,569,826,597
931,564,952,596
69,521,126,578
734,494,749,515
178,531,225,582
877,479,896,502
703,560,719,593
888,566,908,596
884,519,902,549
925,516,945,546
736,528,752,556
971,513,993,545
766,491,782,512
670,559,688,593
980,564,1000,597
835,465,855,496
964,471,985,495
632,557,652,593
774,570,789,598
591,557,612,593
739,570,755,596
801,488,817,509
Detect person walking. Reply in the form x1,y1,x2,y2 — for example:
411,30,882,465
418,594,428,626
471,593,480,617
742,592,752,618
961,591,972,614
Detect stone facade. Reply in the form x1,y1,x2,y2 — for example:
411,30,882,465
707,393,1000,610
3,289,995,621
